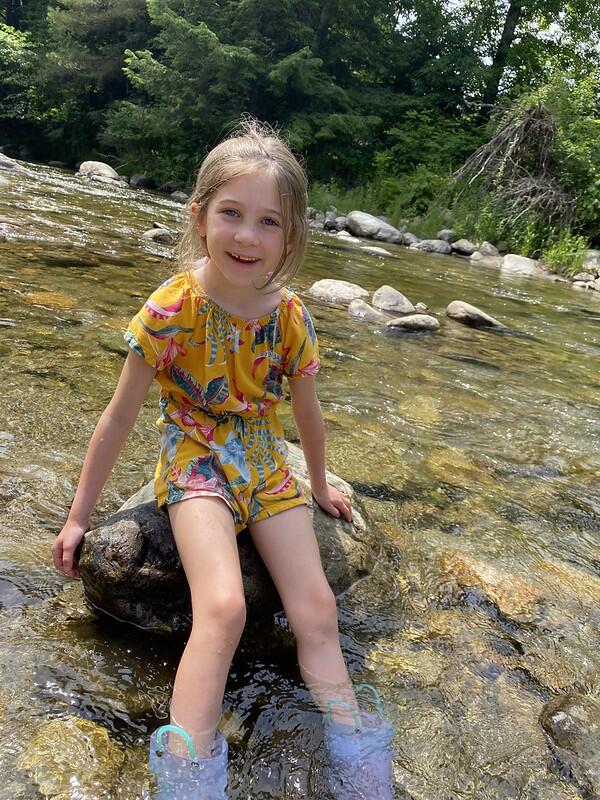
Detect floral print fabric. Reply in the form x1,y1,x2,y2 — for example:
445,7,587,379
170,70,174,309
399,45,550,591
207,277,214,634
125,271,320,532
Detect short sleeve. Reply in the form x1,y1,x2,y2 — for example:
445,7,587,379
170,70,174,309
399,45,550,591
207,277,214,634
124,274,195,371
282,294,320,378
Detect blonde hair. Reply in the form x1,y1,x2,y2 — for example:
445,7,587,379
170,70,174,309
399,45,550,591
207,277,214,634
177,118,308,292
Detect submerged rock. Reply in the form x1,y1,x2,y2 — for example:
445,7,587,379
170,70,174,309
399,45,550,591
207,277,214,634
501,254,547,278
79,443,375,634
348,299,387,322
360,245,390,256
445,300,504,329
411,239,452,255
372,285,415,314
307,278,369,305
540,694,600,798
142,228,176,245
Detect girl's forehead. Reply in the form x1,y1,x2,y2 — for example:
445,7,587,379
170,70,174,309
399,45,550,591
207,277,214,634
213,169,281,201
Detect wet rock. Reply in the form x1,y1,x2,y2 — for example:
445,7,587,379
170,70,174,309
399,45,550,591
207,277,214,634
158,179,185,194
572,271,596,283
572,280,593,290
17,716,144,799
433,549,543,623
451,238,476,256
130,174,156,189
336,231,361,243
348,299,387,322
501,253,547,278
372,285,415,314
445,300,504,329
583,249,600,270
540,694,600,797
437,228,454,242
0,222,19,241
77,160,120,183
386,314,440,332
360,245,390,256
21,290,77,309
79,443,375,634
410,239,452,255
142,228,176,245
307,278,369,305
345,210,405,244
0,152,27,174
170,190,189,203
470,250,482,260
414,302,429,313
595,278,600,291
403,231,419,245
470,254,503,268
480,241,500,257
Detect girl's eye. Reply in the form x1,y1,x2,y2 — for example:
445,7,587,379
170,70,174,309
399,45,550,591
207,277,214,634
223,209,239,217
263,217,280,227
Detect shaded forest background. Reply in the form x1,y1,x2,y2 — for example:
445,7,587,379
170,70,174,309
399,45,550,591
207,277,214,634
1,0,599,266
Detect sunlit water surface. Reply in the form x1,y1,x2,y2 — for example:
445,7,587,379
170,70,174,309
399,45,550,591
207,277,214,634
1,163,599,799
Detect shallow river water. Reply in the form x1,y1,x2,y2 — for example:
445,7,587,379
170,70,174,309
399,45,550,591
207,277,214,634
1,162,599,799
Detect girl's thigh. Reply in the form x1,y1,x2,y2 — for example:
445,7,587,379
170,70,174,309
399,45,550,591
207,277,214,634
248,505,332,614
168,495,243,611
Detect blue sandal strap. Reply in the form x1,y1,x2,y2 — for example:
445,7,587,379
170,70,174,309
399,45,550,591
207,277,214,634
355,683,384,718
154,724,198,763
325,699,362,731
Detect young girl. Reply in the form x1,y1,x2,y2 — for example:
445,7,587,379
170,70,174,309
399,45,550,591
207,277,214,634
51,121,394,799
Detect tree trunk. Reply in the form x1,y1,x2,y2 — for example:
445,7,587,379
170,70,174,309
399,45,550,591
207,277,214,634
481,0,524,110
5,0,22,28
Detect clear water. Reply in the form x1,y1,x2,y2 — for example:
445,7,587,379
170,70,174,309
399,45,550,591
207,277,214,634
1,162,599,799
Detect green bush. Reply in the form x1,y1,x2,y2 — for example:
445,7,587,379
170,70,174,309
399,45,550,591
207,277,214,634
541,229,589,277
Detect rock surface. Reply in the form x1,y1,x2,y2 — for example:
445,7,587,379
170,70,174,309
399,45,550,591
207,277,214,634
446,300,504,329
0,153,27,174
142,228,176,245
451,238,477,256
79,443,376,634
345,211,405,243
307,278,369,305
372,285,415,314
540,694,600,798
360,245,390,256
411,239,452,255
386,314,440,332
501,253,547,278
480,241,500,257
77,160,120,183
348,299,387,322
437,229,454,242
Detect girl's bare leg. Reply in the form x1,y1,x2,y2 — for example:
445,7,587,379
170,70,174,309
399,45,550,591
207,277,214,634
249,505,358,723
167,496,246,757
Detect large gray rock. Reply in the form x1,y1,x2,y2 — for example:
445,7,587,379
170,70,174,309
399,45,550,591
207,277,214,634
446,300,504,329
572,272,596,283
437,229,454,242
480,241,500,257
411,239,452,255
79,443,376,635
540,694,600,798
77,161,120,183
451,239,477,256
501,253,546,278
403,232,419,246
345,211,404,244
142,228,176,245
0,153,27,174
386,314,440,332
307,279,369,305
130,174,156,189
372,285,415,314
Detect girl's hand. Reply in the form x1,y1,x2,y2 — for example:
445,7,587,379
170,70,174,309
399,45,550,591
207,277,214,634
52,520,87,579
312,483,353,523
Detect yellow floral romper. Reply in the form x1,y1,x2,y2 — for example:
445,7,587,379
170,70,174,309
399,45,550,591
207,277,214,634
125,271,320,534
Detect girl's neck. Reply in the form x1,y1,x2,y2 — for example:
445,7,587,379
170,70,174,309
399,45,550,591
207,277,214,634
193,259,282,320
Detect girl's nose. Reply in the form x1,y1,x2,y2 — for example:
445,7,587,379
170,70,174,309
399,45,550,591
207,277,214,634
233,225,259,246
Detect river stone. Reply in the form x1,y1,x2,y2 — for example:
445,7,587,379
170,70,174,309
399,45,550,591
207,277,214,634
77,160,120,183
386,314,440,331
348,299,387,322
470,250,482,260
307,279,369,305
171,190,189,203
480,241,500,257
451,238,476,256
17,716,131,798
411,239,452,255
403,231,419,245
79,443,375,635
130,173,156,189
595,278,600,291
336,231,361,243
572,271,596,283
501,253,546,278
142,228,176,245
345,211,404,243
437,228,454,242
540,694,600,797
445,300,504,329
372,285,415,314
0,152,27,174
414,302,429,313
360,245,390,256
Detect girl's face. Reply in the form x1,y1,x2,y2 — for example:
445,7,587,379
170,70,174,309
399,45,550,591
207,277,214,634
195,170,287,291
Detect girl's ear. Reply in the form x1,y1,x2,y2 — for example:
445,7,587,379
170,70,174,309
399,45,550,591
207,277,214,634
190,202,207,237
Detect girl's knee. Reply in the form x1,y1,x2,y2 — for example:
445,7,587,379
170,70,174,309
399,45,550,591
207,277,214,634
192,590,247,639
289,584,339,639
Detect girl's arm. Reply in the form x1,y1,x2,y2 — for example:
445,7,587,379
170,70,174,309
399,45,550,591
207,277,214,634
52,351,156,578
289,376,352,522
